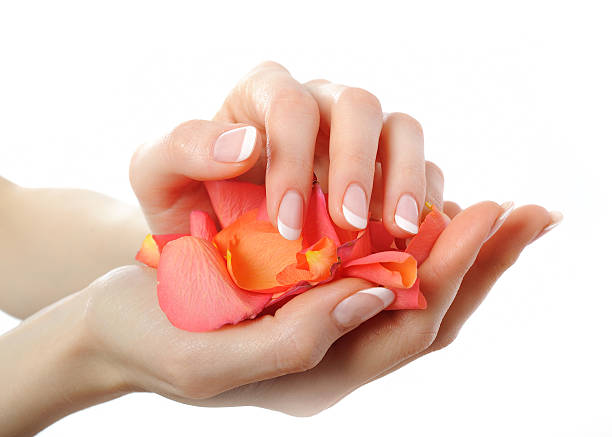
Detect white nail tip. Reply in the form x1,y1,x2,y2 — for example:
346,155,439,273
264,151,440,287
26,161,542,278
498,201,515,222
342,205,367,229
395,213,419,234
485,201,515,241
236,126,257,161
357,287,395,308
277,218,301,241
544,211,563,231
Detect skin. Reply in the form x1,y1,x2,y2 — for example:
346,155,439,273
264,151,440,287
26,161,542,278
131,61,428,237
0,62,559,435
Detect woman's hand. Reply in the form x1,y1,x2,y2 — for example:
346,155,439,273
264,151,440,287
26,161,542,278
130,61,434,238
193,201,556,415
83,200,554,416
0,194,557,436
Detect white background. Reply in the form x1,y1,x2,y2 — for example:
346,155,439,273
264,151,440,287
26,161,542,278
1,1,611,435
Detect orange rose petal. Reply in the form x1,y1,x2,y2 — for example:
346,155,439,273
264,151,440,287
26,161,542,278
342,251,417,289
190,210,217,240
276,237,338,285
213,209,259,255
135,234,160,267
135,233,186,268
205,180,266,228
224,224,303,291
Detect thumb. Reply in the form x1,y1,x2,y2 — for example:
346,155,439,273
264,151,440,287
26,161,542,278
213,278,396,389
130,119,263,199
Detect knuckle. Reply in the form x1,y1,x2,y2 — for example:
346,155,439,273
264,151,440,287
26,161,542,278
164,119,206,162
341,149,377,174
408,328,439,355
430,330,459,352
128,143,147,189
385,112,424,138
376,312,439,360
337,87,382,115
426,160,445,184
271,87,319,117
276,325,325,373
160,351,209,399
254,60,288,73
304,78,331,88
485,252,520,277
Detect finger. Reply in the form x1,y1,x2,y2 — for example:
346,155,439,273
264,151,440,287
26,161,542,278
198,201,508,414
304,80,383,231
129,120,263,218
427,205,552,350
189,278,394,398
379,112,426,237
422,160,444,220
130,120,262,188
371,204,552,382
444,200,462,219
216,62,319,241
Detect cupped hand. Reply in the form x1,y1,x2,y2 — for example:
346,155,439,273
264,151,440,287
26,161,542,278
130,61,438,238
84,198,556,415
195,201,555,415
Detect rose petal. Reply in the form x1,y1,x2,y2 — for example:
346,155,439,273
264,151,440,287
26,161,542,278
256,196,269,221
135,233,186,268
386,279,427,310
157,236,271,332
337,228,372,263
368,220,395,252
222,219,303,291
205,180,265,228
190,211,218,241
302,183,340,247
405,207,449,264
276,237,338,284
342,251,417,289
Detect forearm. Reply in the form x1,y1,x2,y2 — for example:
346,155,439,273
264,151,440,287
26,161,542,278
0,177,148,318
0,289,127,436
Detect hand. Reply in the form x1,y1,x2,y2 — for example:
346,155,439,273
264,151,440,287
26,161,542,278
82,200,556,416
0,201,557,436
130,61,439,238
194,201,556,415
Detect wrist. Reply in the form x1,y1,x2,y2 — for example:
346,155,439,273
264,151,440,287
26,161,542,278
0,288,129,436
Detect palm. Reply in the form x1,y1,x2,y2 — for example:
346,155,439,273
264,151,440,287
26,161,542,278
93,204,550,416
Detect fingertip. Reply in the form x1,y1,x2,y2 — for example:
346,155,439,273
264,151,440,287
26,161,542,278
275,188,305,241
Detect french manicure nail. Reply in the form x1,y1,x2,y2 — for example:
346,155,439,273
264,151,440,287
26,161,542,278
277,189,303,240
530,211,563,243
342,183,368,229
213,126,257,163
332,287,395,329
485,201,515,242
395,194,419,234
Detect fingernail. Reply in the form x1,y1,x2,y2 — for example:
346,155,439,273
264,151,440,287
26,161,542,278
530,211,563,243
485,201,514,242
277,189,303,240
395,194,419,234
332,287,395,329
213,126,257,162
342,183,368,229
